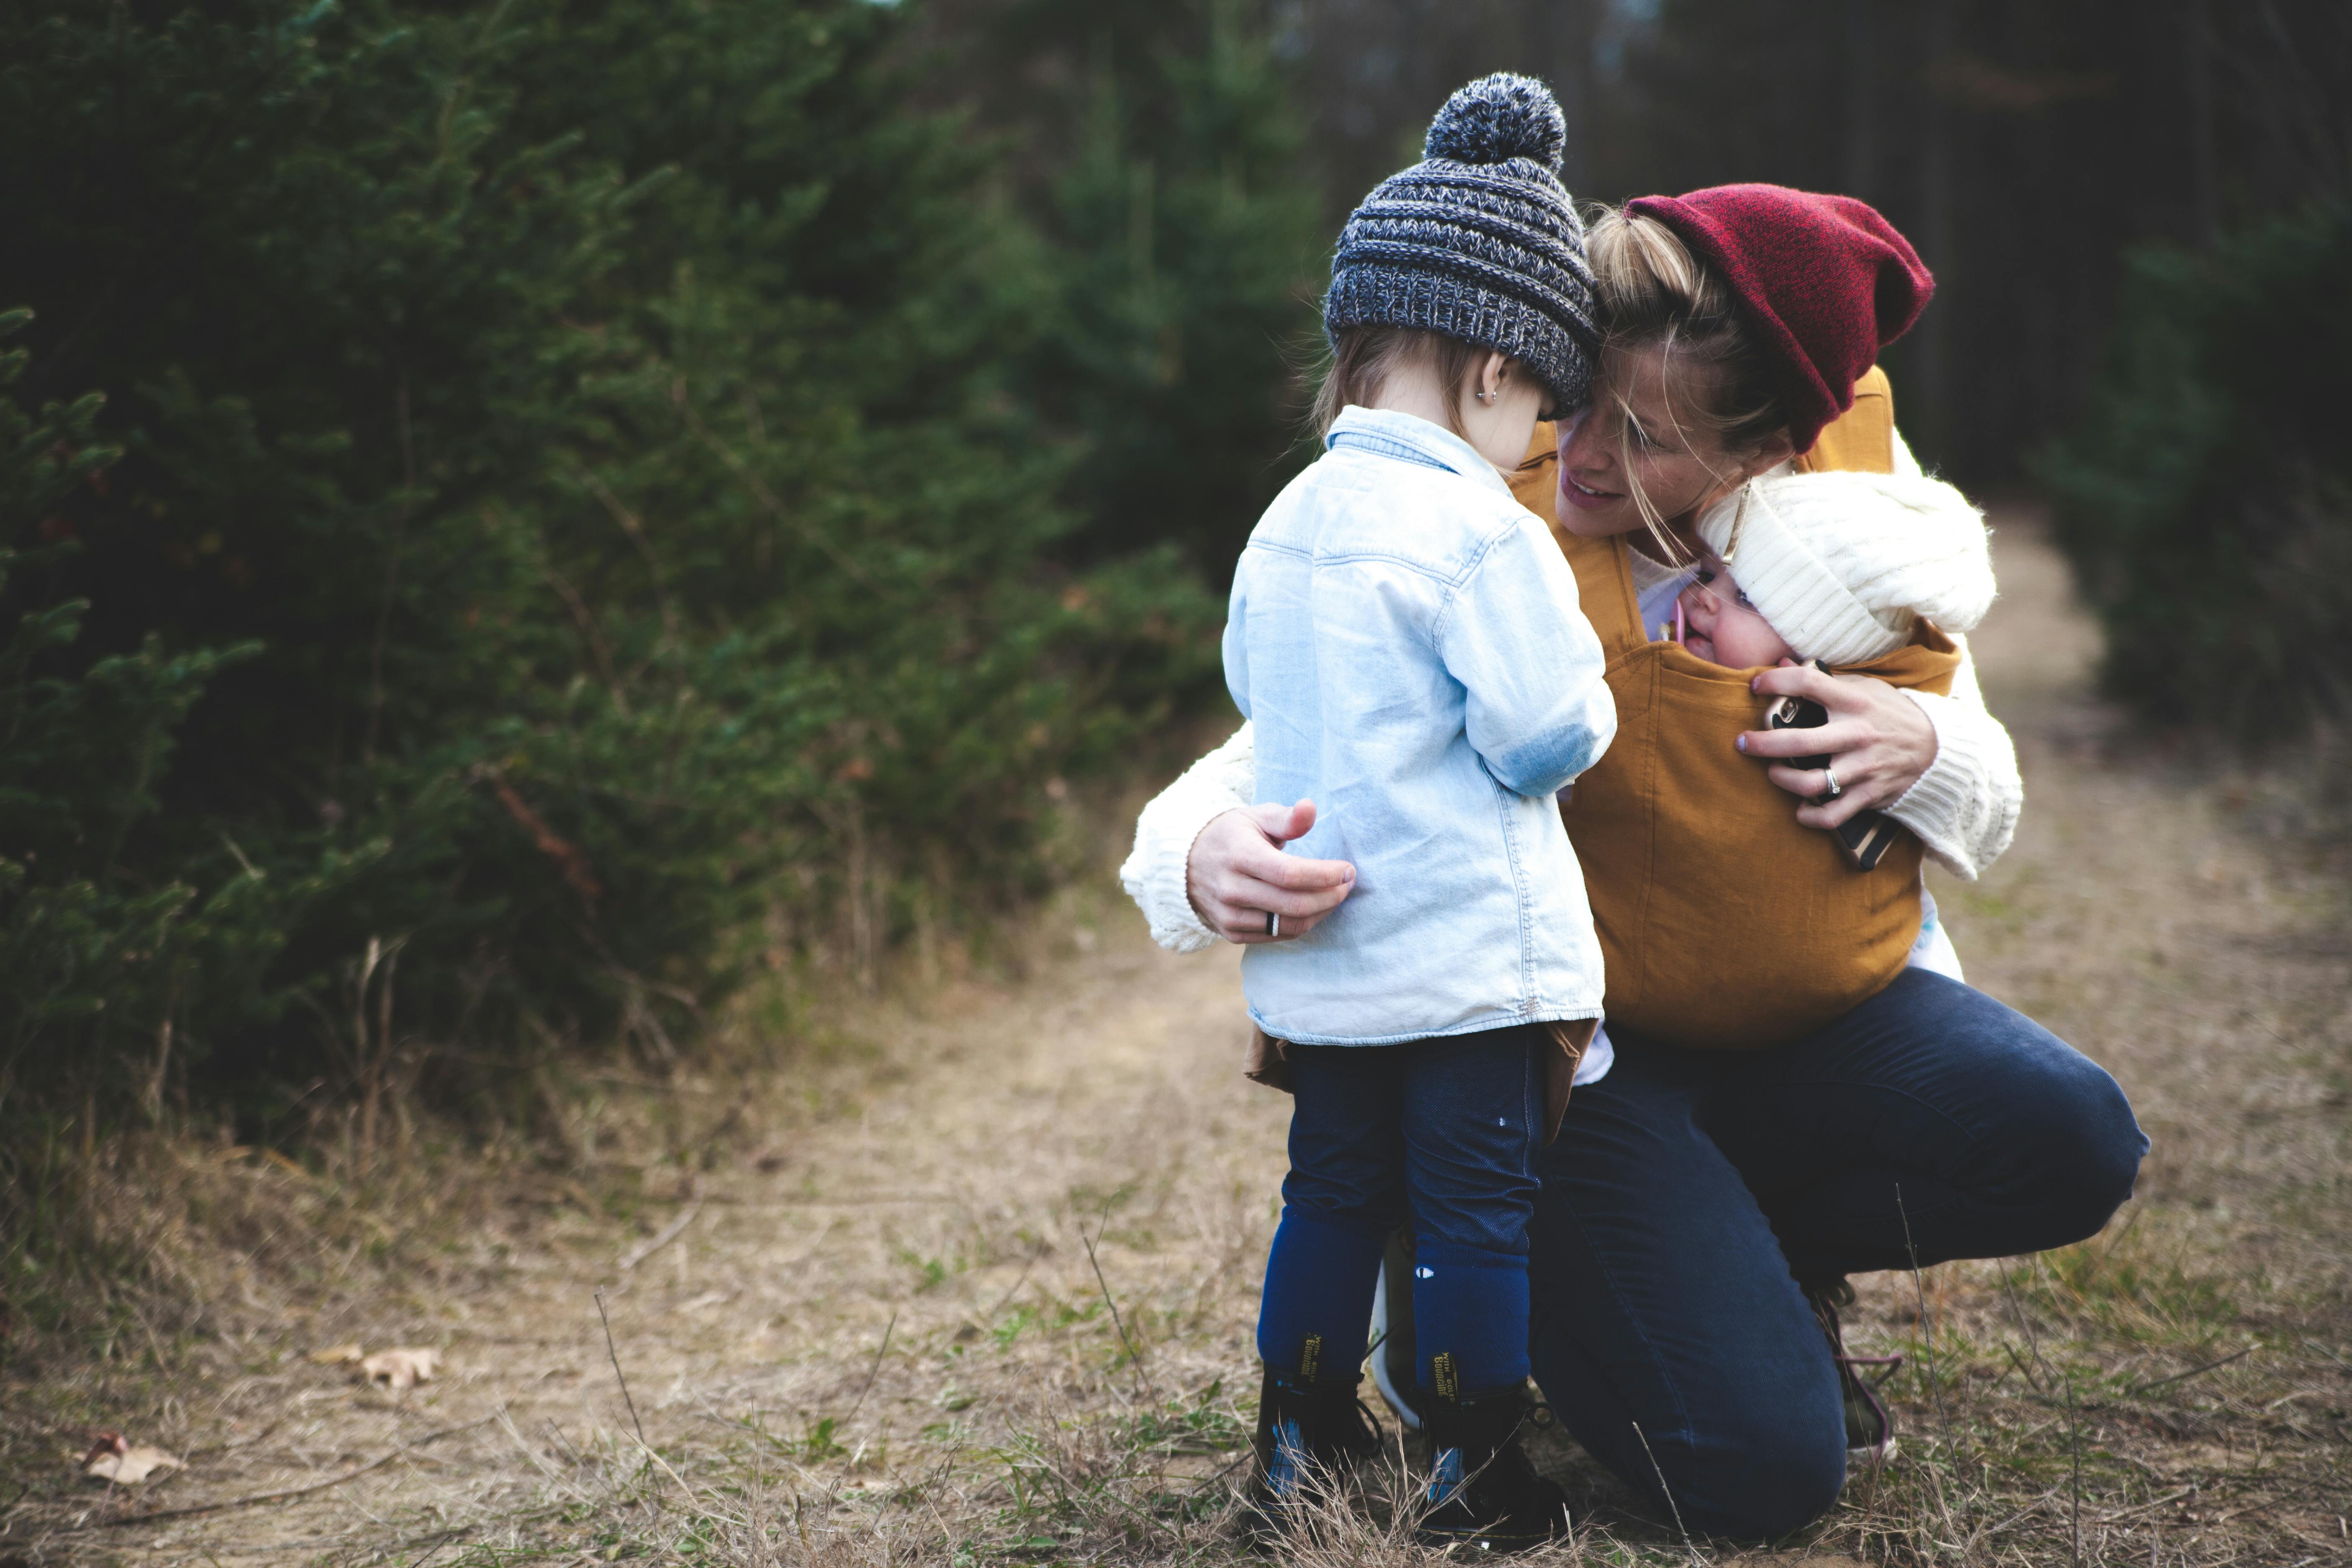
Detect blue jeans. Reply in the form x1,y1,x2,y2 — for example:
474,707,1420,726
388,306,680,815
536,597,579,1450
1527,970,2146,1538
1260,1025,1544,1395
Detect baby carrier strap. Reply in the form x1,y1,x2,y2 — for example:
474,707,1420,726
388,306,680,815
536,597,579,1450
1792,365,1896,476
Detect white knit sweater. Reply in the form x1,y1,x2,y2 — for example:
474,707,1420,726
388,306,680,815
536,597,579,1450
1121,440,2025,956
1120,657,2019,954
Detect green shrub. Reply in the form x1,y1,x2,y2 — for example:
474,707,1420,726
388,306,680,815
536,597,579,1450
2039,205,2352,744
0,0,1223,1147
1017,1,1326,574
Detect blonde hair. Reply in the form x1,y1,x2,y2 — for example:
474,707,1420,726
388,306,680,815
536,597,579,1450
1586,206,1795,558
1310,326,1485,441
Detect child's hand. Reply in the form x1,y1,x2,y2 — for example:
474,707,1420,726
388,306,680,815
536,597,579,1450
1736,664,1939,826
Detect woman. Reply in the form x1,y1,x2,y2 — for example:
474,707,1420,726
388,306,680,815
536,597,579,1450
1123,184,2146,1539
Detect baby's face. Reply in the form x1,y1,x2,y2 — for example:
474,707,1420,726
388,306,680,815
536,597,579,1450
1676,551,1795,670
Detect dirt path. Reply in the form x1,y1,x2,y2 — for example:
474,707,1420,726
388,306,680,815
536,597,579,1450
12,519,2349,1566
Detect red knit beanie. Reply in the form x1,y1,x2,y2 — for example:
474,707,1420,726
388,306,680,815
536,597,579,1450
1622,184,1933,454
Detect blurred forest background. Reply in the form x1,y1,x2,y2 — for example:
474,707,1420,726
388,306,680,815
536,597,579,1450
1,0,2345,1306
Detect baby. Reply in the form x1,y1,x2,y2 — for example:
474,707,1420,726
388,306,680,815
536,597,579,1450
1672,548,1799,669
1674,468,1995,677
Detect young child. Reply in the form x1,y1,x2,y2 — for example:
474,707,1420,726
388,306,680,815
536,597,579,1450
1225,75,1614,1550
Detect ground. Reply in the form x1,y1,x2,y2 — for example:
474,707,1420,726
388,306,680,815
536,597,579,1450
4,518,2347,1566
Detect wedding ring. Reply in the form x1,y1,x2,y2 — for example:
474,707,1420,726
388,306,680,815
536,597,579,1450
1822,766,1844,801
1266,910,1280,937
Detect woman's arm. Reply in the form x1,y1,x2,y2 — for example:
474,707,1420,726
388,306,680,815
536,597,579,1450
1741,635,2022,879
1883,641,2022,879
1117,723,1357,950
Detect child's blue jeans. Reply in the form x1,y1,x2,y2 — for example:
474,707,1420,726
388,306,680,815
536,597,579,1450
1256,1023,1544,1398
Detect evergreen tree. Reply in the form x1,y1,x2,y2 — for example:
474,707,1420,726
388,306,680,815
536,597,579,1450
0,0,1219,1140
922,0,1328,576
2039,205,2352,745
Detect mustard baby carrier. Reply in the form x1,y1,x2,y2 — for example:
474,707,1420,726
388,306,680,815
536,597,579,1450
1510,369,1960,1051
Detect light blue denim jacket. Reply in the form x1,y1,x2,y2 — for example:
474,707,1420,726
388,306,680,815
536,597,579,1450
1223,406,1617,1045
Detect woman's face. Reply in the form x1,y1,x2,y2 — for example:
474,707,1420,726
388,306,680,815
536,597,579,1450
1553,343,1773,541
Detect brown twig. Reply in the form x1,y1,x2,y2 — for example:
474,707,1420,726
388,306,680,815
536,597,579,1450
2065,1361,2084,1568
2098,1484,2195,1524
78,1416,493,1529
984,1236,1050,1318
1898,1184,1972,1557
595,1287,647,1448
671,382,881,591
1895,1184,1953,1439
490,778,603,903
1080,1210,1155,1401
845,1310,897,1428
1996,1258,2054,1395
575,469,680,649
2129,1345,2254,1395
618,1193,704,1271
1628,1419,1701,1567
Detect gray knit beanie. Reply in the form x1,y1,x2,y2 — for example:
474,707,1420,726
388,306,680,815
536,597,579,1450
1324,73,1599,412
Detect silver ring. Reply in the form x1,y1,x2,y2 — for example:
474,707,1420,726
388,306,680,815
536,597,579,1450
1266,910,1279,938
1821,766,1844,801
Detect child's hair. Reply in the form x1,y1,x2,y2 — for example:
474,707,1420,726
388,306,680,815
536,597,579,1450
1586,205,1798,554
1310,326,1486,441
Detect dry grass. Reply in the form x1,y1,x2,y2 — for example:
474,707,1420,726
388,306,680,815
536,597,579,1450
2,515,2347,1567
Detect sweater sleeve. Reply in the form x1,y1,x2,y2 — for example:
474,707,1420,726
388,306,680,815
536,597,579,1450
1891,426,1925,479
1119,721,1258,952
1886,634,2022,880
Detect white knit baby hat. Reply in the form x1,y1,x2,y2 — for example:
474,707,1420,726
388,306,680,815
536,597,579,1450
1695,470,1996,665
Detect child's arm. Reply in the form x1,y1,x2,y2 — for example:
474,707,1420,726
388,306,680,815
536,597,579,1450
1436,517,1617,799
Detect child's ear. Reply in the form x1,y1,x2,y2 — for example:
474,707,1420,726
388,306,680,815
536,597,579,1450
1478,351,1510,400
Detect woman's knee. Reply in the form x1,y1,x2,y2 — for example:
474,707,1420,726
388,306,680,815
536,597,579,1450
1643,1418,1846,1540
1532,1324,1848,1541
2014,1055,2149,1244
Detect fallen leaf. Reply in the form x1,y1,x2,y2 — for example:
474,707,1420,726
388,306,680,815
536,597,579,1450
307,1342,365,1367
79,1432,181,1484
360,1346,441,1390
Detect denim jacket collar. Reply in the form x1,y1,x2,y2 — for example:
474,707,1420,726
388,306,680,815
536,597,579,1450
1326,405,1514,497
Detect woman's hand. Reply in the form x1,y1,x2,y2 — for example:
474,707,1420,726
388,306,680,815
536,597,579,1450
1738,663,1939,828
1186,801,1357,944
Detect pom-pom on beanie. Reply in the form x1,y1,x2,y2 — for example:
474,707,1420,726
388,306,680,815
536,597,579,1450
1624,185,1933,454
1325,74,1599,413
1696,471,1994,667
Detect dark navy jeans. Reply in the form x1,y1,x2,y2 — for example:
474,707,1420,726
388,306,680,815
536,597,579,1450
1283,1026,1544,1255
1263,1025,1545,1395
1526,969,2146,1539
